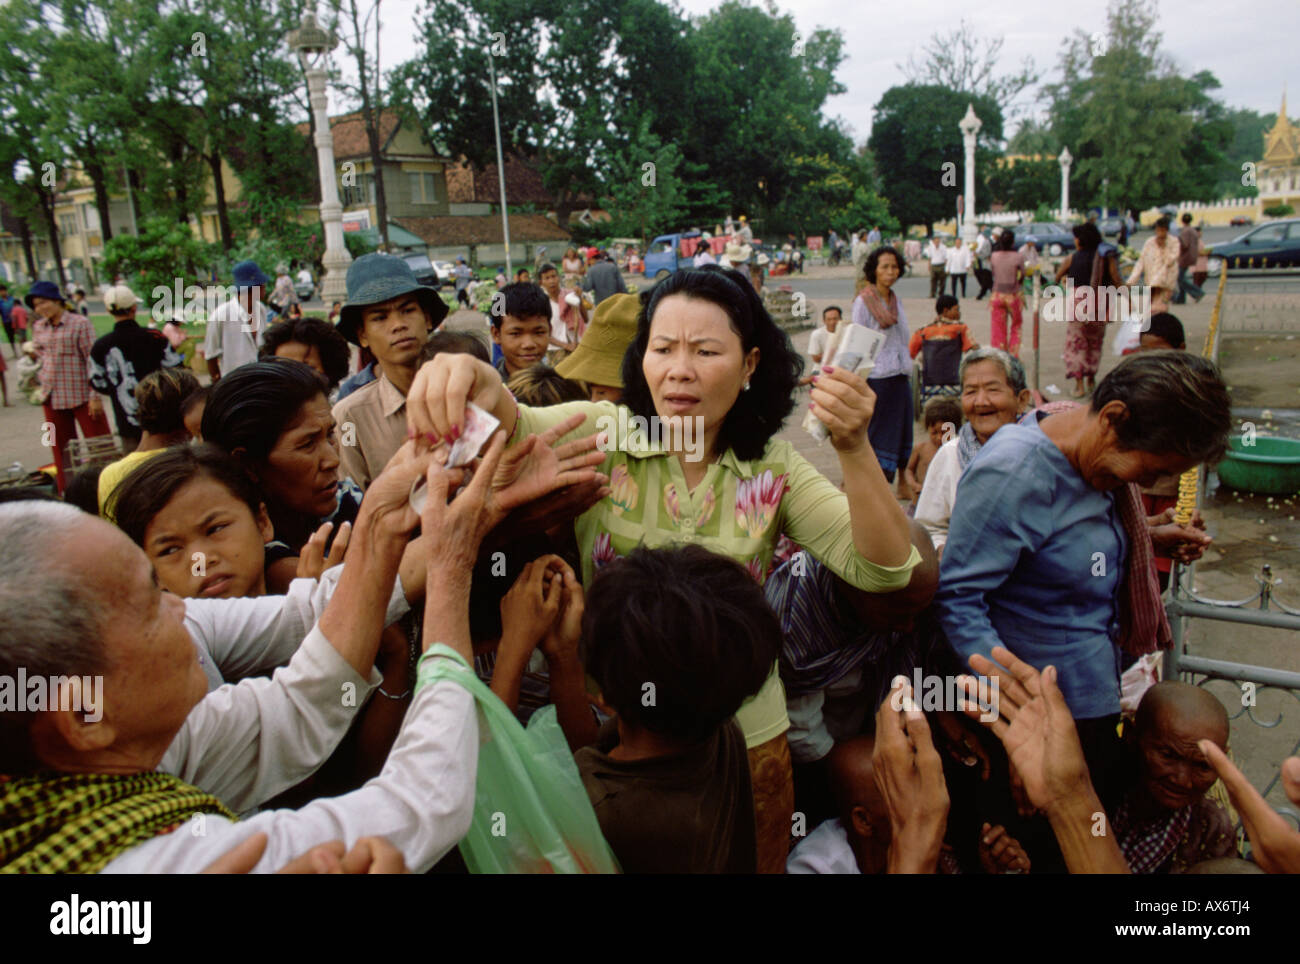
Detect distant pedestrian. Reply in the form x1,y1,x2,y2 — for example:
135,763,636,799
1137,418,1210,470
89,284,184,450
453,257,473,308
72,288,91,316
204,260,271,381
1055,222,1123,397
988,231,1026,357
1172,213,1205,305
973,230,993,299
926,236,947,299
581,250,628,306
945,238,971,298
852,246,913,488
0,283,15,358
1127,217,1179,312
27,280,111,491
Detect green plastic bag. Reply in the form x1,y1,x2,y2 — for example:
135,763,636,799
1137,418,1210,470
417,644,621,874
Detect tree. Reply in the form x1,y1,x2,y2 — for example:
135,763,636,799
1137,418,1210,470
986,157,1060,211
683,1,850,230
900,19,1038,122
603,120,686,247
868,85,1003,233
1043,0,1232,210
101,215,214,298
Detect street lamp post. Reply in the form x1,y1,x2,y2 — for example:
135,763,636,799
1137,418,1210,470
959,104,982,246
1058,147,1073,222
289,10,352,303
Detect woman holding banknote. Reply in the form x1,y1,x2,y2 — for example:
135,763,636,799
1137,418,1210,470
403,267,920,874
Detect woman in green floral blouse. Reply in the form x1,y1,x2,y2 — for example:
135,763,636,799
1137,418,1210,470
406,268,920,872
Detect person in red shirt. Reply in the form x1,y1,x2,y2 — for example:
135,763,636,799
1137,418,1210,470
909,295,977,359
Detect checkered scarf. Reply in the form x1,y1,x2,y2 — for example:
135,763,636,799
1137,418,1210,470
1025,403,1172,656
0,771,236,874
1112,795,1193,874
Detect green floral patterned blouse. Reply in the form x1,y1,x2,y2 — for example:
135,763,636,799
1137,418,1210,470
513,400,922,747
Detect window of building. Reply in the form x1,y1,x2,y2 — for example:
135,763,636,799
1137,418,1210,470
408,171,437,204
342,173,375,208
58,214,76,237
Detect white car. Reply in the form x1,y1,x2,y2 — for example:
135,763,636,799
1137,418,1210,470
432,261,456,287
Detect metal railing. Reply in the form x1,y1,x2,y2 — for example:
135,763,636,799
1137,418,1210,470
1161,264,1300,833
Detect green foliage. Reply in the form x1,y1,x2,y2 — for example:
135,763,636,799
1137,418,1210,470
100,216,216,294
344,231,379,259
987,158,1060,211
227,189,322,271
603,120,687,246
1263,204,1295,218
868,84,1003,231
1043,0,1232,209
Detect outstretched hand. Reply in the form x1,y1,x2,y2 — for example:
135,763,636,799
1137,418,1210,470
960,647,1093,815
1199,742,1300,874
873,676,949,874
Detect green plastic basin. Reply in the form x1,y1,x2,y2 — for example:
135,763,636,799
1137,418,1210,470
1216,436,1300,496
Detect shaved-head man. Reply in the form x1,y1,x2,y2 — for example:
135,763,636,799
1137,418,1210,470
1111,682,1236,874
788,735,891,873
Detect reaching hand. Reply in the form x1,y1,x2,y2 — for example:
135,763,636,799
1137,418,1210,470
540,557,584,666
809,366,877,454
1199,742,1300,874
406,352,508,442
419,430,509,572
296,520,352,581
978,823,1031,874
498,558,564,659
961,648,1093,815
492,413,607,514
360,440,438,538
873,676,950,874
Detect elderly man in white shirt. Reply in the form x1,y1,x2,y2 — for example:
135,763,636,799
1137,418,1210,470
0,426,605,874
914,348,1031,555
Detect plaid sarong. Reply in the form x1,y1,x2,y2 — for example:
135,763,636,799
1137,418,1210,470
0,771,236,874
1113,796,1193,874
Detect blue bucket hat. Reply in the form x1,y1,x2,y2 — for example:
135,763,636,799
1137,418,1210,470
232,260,271,288
337,253,448,345
24,279,65,308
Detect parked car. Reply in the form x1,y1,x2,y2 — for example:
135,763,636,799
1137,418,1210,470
1205,218,1300,273
643,230,705,279
293,278,315,302
431,260,455,286
402,253,440,288
1097,217,1126,239
1011,222,1076,257
1229,215,1254,227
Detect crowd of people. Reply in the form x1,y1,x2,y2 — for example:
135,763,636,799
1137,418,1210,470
2,235,1297,877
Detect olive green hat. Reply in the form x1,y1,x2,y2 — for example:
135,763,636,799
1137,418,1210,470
555,293,639,388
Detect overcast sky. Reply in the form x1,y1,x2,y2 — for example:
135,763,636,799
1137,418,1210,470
366,0,1296,144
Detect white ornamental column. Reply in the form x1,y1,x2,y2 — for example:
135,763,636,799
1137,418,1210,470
1058,147,1073,222
289,11,352,303
959,104,982,246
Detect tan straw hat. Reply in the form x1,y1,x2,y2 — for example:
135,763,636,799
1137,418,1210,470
555,293,640,388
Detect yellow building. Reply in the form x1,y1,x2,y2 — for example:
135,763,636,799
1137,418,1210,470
1259,91,1300,213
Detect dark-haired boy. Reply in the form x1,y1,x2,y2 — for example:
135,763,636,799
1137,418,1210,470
491,282,553,381
1139,311,1186,352
331,253,449,489
495,545,776,873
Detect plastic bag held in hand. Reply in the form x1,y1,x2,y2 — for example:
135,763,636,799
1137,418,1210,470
417,645,620,874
